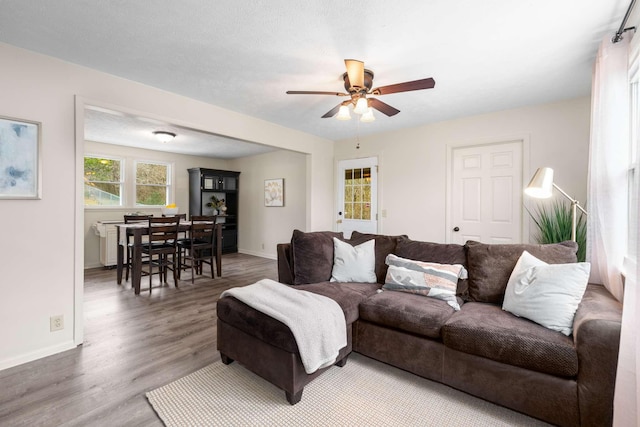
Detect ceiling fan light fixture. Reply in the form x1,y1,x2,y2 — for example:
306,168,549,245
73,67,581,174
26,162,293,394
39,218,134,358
353,97,369,115
153,130,176,143
336,105,352,121
360,108,375,123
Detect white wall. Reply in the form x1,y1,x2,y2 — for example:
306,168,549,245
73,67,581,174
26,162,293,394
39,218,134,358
0,42,334,370
83,140,232,269
230,150,307,258
333,97,591,243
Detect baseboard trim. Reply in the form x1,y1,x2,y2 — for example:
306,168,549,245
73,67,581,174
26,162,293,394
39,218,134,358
0,340,77,371
237,249,277,260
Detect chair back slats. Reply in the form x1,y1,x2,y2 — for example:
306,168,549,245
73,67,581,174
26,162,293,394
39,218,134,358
190,215,216,241
147,216,180,245
124,214,152,224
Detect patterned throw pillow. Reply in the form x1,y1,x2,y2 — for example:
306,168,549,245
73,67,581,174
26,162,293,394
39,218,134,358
383,254,467,310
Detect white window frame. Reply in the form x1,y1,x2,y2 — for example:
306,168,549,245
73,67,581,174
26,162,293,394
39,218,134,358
626,35,640,273
83,154,125,208
134,160,173,207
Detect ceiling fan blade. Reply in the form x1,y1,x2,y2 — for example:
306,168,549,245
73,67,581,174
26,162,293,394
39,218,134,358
371,77,435,95
344,59,365,89
321,103,343,118
286,90,348,96
369,98,400,116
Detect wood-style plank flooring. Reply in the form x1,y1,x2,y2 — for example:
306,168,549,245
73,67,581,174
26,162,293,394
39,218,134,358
0,253,277,426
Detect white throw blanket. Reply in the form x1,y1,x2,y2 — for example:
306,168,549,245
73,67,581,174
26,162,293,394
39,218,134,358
221,279,347,374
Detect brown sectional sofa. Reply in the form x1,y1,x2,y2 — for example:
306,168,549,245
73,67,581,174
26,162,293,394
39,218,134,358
217,230,623,427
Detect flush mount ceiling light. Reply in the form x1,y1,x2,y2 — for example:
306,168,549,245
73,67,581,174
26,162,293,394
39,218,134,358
152,130,176,143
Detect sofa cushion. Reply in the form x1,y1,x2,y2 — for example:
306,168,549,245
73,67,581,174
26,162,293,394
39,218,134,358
359,290,457,339
291,229,343,285
295,281,380,324
217,296,299,353
350,231,406,284
464,240,578,303
442,302,578,377
395,237,469,300
330,237,377,283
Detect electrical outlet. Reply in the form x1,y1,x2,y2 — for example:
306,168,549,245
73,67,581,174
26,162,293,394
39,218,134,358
50,315,64,332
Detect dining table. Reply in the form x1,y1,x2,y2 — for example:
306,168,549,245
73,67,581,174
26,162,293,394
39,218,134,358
115,220,222,295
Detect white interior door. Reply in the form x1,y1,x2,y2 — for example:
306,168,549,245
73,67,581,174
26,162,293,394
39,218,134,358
337,157,378,238
449,141,523,244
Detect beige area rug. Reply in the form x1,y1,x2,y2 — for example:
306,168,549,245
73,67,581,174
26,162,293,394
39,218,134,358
146,353,550,427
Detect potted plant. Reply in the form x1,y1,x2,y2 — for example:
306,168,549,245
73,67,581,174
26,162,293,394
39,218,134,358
206,195,226,215
527,200,587,262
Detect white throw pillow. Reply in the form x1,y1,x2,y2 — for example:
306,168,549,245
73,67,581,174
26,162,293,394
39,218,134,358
502,251,590,336
330,237,377,283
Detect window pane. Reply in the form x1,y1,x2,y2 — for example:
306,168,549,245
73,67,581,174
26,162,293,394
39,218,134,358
136,161,170,206
345,203,353,219
84,157,120,182
363,203,371,220
345,186,353,202
353,203,362,219
136,163,167,185
354,168,362,184
345,169,353,183
136,185,167,206
84,156,122,206
363,184,371,202
84,183,121,206
363,167,371,183
353,186,362,202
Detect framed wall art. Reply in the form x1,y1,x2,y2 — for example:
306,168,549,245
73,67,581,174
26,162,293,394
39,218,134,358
0,116,41,199
264,178,284,207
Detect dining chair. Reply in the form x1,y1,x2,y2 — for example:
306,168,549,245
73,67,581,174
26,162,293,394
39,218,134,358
123,214,152,282
177,215,217,283
140,216,180,293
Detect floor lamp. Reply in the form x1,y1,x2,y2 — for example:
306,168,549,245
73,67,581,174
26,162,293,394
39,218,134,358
524,167,588,242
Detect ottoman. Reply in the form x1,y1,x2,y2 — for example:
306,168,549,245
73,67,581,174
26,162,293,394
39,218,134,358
216,281,379,404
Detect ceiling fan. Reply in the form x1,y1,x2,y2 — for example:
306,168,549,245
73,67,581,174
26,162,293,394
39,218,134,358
286,59,435,121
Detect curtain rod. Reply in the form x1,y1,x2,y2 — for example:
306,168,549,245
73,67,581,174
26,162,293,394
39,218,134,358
613,0,637,43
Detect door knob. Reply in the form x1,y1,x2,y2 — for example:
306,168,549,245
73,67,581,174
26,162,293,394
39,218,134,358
453,227,460,232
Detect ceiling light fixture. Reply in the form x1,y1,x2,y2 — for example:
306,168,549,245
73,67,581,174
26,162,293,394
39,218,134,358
153,130,176,143
353,97,369,115
360,108,375,123
336,105,352,121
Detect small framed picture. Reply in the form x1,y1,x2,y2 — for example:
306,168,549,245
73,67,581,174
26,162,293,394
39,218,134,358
203,177,214,190
0,116,42,199
265,178,284,207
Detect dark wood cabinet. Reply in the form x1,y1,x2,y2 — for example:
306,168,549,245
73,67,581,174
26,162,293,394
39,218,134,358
188,168,240,254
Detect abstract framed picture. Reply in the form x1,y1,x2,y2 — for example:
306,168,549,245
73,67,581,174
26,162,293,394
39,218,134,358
264,178,284,207
0,116,41,199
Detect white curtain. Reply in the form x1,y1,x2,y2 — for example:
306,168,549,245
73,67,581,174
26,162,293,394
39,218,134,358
612,24,640,427
587,35,629,301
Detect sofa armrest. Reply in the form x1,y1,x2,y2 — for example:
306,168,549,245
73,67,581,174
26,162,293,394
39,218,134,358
573,283,622,427
277,243,295,285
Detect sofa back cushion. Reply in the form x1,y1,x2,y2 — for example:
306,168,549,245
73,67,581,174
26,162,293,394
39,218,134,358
291,229,343,285
464,240,578,303
394,237,469,300
350,231,406,284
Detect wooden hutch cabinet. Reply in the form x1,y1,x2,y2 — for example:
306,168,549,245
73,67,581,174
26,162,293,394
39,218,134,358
188,168,240,254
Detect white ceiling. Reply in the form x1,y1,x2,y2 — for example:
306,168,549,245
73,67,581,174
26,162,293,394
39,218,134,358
0,0,631,157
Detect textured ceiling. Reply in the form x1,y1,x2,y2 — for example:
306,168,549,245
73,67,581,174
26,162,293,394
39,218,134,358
84,107,277,159
0,0,631,157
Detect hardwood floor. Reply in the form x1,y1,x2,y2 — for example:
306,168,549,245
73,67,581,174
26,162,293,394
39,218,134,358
0,253,278,426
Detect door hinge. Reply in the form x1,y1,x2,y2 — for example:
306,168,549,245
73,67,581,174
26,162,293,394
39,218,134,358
376,213,378,221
